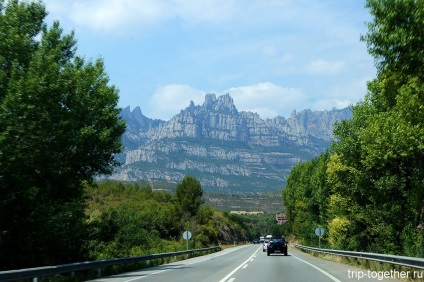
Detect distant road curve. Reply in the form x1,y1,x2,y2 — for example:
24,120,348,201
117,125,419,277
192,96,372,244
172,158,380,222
89,244,403,282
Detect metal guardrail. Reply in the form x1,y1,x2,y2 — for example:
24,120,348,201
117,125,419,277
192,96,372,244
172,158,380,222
0,246,221,282
293,244,424,270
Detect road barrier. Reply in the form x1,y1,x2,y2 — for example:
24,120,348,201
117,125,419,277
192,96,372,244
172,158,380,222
0,246,221,282
293,244,424,270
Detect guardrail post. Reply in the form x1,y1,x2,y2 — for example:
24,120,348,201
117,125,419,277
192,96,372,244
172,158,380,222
97,267,102,277
33,277,38,282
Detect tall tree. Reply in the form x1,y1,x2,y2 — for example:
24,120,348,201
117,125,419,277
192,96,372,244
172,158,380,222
284,0,424,255
176,175,204,217
0,0,126,269
363,0,424,104
283,154,331,247
327,0,424,254
361,0,424,255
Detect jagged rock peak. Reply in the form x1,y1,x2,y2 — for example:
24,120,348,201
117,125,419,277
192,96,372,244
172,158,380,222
201,93,237,114
132,106,143,118
203,93,217,108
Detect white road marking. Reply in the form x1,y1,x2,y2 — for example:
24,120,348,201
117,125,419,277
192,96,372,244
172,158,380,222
290,252,341,282
242,264,248,269
219,247,261,282
121,247,247,282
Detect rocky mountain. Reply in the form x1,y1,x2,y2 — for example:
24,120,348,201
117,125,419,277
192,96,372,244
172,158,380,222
106,93,351,192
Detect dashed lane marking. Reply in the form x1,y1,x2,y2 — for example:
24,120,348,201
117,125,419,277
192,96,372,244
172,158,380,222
219,246,261,282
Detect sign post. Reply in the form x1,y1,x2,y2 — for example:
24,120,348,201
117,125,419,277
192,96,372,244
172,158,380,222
183,230,192,250
314,227,324,249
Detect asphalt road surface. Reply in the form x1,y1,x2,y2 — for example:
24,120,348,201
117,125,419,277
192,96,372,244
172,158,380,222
89,244,406,282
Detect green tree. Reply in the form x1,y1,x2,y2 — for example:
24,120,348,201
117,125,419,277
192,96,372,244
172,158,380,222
176,175,204,217
326,0,424,254
282,1,424,254
0,0,126,269
84,181,251,256
283,154,331,246
362,0,424,110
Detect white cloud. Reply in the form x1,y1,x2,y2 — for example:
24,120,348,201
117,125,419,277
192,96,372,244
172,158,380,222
312,76,372,111
173,0,238,25
144,81,363,121
43,0,322,36
40,0,374,120
148,84,205,120
146,82,308,120
262,45,279,57
313,99,353,112
44,0,239,34
70,0,169,33
224,82,308,119
305,59,345,75
325,76,371,106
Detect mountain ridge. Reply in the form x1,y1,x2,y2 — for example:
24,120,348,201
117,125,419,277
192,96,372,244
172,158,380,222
107,93,351,192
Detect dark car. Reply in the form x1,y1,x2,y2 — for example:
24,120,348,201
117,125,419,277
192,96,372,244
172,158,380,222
253,239,259,244
267,238,288,256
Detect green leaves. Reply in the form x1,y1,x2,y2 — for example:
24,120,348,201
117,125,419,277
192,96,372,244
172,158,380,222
327,0,424,254
176,175,204,217
0,0,125,269
283,154,331,246
0,0,46,99
83,180,251,259
284,0,424,254
363,0,424,77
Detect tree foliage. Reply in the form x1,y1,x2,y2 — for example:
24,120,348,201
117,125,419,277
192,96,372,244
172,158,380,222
0,0,125,269
176,175,204,217
283,0,424,256
84,180,250,259
283,153,331,246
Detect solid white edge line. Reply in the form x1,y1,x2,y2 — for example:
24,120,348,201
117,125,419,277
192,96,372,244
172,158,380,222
290,252,341,282
218,246,261,282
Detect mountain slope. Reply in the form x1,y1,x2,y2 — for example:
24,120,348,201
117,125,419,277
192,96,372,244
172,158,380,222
107,93,351,192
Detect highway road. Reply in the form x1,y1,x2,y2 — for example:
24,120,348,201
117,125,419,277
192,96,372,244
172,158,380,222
90,244,404,282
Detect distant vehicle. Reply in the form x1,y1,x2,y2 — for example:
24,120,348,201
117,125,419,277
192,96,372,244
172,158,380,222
267,238,288,256
259,236,265,243
263,235,273,252
253,239,259,244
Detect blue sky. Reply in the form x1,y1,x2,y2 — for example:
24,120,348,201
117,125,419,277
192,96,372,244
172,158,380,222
43,0,376,121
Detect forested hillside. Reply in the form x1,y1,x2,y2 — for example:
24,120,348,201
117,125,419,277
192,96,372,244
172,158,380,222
84,179,251,260
283,0,424,257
